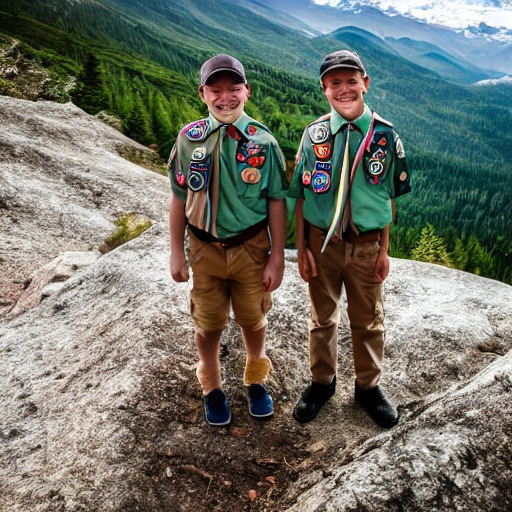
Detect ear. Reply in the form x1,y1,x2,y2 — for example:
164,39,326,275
362,76,370,94
246,83,251,98
319,78,326,92
198,85,206,102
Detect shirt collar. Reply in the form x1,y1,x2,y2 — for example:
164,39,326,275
330,104,372,135
207,111,249,133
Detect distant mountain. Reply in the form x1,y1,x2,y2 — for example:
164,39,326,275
316,0,512,43
1,0,511,282
253,0,512,75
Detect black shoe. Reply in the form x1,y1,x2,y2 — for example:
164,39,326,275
292,376,336,423
355,382,399,428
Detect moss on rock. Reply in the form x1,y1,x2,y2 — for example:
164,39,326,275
100,213,152,253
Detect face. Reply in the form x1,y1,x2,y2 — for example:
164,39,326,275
321,69,370,121
199,72,250,124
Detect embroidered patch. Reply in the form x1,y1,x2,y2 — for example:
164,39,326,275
247,155,265,168
184,120,209,141
246,142,263,155
176,172,186,187
308,122,330,144
312,171,330,193
302,170,312,187
245,124,258,136
368,160,384,176
241,167,261,184
378,137,387,146
191,146,206,161
313,143,331,160
399,171,408,181
312,161,332,193
315,161,332,173
188,163,209,191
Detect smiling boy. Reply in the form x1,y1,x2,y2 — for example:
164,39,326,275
288,50,411,427
168,54,289,426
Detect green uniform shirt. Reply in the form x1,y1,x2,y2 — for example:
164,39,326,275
288,105,411,233
169,112,289,239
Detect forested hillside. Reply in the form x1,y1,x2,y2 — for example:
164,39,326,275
1,0,511,284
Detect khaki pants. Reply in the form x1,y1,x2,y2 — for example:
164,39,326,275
188,227,272,335
307,225,385,390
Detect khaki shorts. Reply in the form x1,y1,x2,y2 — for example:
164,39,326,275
187,227,272,335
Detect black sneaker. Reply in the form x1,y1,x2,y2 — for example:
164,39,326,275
292,376,336,423
355,382,399,428
247,384,274,418
204,389,231,426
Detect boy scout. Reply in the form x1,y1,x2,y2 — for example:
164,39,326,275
168,54,289,426
288,50,411,427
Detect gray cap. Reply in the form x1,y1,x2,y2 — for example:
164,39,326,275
199,54,247,86
319,50,367,79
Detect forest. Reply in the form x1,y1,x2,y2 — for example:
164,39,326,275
0,0,511,284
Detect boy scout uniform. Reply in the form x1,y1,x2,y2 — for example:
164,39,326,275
169,111,289,336
288,104,411,389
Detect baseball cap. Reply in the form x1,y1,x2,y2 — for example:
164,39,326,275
199,54,247,86
319,50,367,79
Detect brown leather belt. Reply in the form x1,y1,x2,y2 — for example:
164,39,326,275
188,219,268,249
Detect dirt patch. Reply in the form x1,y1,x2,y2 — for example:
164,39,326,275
116,355,340,512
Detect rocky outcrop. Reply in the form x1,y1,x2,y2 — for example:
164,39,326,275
0,95,168,315
0,95,511,511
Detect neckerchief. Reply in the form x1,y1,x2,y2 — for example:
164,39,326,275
321,112,376,253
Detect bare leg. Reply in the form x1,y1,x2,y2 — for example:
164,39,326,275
195,329,223,394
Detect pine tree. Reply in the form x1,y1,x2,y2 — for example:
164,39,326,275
72,52,108,115
411,224,453,267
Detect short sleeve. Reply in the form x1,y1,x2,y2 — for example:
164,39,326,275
287,130,307,199
266,140,289,199
168,138,187,201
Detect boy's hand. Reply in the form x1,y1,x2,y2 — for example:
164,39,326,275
262,252,284,292
298,246,318,283
170,252,189,283
375,249,390,283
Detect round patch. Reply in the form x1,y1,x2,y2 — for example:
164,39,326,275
185,120,208,141
313,144,331,160
302,170,311,187
368,160,384,176
312,170,330,193
400,171,408,181
191,146,206,161
241,167,261,184
188,171,206,191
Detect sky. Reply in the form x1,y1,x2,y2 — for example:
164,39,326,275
313,0,512,33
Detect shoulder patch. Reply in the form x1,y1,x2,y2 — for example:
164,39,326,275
308,121,330,144
244,119,272,137
181,118,210,142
